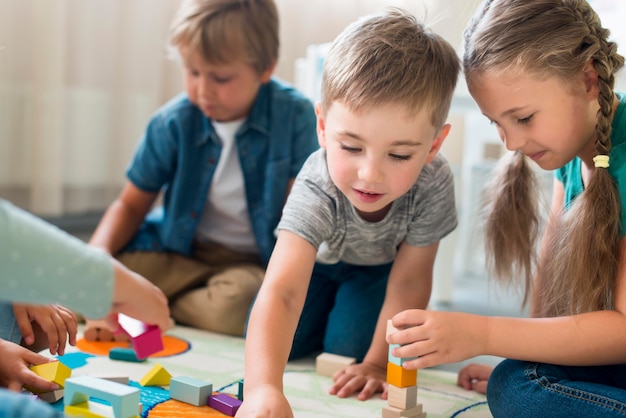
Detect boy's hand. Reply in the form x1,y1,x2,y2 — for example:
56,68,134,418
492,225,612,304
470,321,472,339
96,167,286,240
235,385,293,418
0,339,60,392
12,303,77,356
457,363,492,394
328,361,386,401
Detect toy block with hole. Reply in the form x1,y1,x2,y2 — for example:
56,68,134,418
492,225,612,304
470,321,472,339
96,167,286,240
109,347,146,363
117,313,163,360
38,389,64,403
169,376,213,406
382,404,425,418
315,352,357,377
139,363,172,387
387,384,417,410
387,362,417,388
208,393,242,416
24,361,72,393
89,373,130,385
64,375,140,418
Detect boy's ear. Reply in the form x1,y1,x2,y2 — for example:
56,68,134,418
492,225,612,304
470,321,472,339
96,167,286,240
425,123,451,164
259,61,276,83
315,102,327,148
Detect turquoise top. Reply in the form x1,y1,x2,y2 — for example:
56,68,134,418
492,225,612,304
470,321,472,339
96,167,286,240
555,93,626,233
0,199,114,318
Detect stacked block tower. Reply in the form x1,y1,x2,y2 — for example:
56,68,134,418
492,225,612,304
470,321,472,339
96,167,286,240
384,320,426,418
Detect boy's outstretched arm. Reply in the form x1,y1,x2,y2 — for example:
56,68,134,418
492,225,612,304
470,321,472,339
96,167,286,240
236,231,317,418
89,182,157,255
329,241,438,401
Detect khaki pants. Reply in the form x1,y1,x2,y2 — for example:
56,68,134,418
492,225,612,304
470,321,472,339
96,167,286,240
117,242,264,337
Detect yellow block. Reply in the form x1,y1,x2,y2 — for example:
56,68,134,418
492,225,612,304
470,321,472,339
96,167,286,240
386,362,417,388
25,361,71,393
139,363,172,386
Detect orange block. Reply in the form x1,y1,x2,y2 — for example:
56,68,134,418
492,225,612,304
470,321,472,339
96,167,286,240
386,362,417,388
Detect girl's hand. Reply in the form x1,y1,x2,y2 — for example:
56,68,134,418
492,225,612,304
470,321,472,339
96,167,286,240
12,303,77,356
235,384,293,418
0,339,60,392
108,260,170,334
328,361,387,401
388,310,488,369
457,363,493,394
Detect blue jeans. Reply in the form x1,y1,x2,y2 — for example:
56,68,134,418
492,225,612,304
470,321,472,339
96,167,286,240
0,302,21,343
0,389,64,417
289,261,392,361
488,359,626,417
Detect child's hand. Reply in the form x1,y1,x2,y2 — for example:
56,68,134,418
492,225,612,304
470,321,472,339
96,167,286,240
108,260,170,334
235,385,293,418
388,310,487,369
328,361,386,401
12,303,77,356
0,339,60,392
457,363,492,394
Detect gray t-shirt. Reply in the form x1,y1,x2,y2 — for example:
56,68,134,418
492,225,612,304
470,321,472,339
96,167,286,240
279,149,457,265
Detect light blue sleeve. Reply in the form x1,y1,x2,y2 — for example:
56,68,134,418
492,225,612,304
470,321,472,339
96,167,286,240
0,199,114,318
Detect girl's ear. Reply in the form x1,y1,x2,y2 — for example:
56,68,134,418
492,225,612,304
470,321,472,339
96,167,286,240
315,102,327,148
582,59,600,98
425,123,451,164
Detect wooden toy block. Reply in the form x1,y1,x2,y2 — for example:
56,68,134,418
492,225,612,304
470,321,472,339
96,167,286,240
387,319,400,337
64,375,140,418
170,376,213,406
139,363,172,387
90,373,130,385
24,361,72,393
208,393,242,416
237,379,244,401
315,352,357,377
117,313,164,359
387,362,417,388
109,347,146,363
388,344,418,367
387,384,417,409
38,388,64,403
382,403,424,417
65,401,107,418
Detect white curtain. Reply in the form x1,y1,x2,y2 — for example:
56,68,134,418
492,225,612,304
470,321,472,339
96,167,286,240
0,0,483,217
0,0,182,216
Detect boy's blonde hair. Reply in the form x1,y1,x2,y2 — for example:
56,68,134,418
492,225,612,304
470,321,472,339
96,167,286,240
320,8,460,129
464,0,625,317
169,0,279,74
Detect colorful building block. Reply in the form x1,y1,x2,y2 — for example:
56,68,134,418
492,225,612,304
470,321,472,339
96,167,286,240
64,375,140,418
89,373,130,385
24,361,72,393
237,379,244,401
315,352,356,377
170,376,213,406
208,393,242,416
387,362,417,388
38,389,64,403
109,347,146,363
139,363,172,387
117,313,164,359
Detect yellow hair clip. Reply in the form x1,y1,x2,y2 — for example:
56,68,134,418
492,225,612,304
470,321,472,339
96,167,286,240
593,155,610,169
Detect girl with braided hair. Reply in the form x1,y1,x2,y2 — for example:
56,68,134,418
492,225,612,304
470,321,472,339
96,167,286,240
387,0,626,416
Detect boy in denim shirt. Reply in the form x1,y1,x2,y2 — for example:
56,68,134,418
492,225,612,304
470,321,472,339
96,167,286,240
85,0,318,338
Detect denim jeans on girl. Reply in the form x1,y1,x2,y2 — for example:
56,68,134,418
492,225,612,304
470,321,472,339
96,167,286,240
488,359,626,417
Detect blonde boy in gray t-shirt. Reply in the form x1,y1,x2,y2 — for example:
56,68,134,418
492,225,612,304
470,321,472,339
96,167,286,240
239,8,460,416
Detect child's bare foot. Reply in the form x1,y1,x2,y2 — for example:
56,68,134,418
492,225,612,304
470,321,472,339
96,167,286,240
83,319,129,342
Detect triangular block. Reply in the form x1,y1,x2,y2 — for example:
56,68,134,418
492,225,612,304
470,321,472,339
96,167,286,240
139,363,172,387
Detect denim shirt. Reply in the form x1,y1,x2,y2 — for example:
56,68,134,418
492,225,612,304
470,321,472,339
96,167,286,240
123,78,319,265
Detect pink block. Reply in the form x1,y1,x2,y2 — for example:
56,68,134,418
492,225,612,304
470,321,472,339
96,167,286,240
117,314,163,360
208,393,242,416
